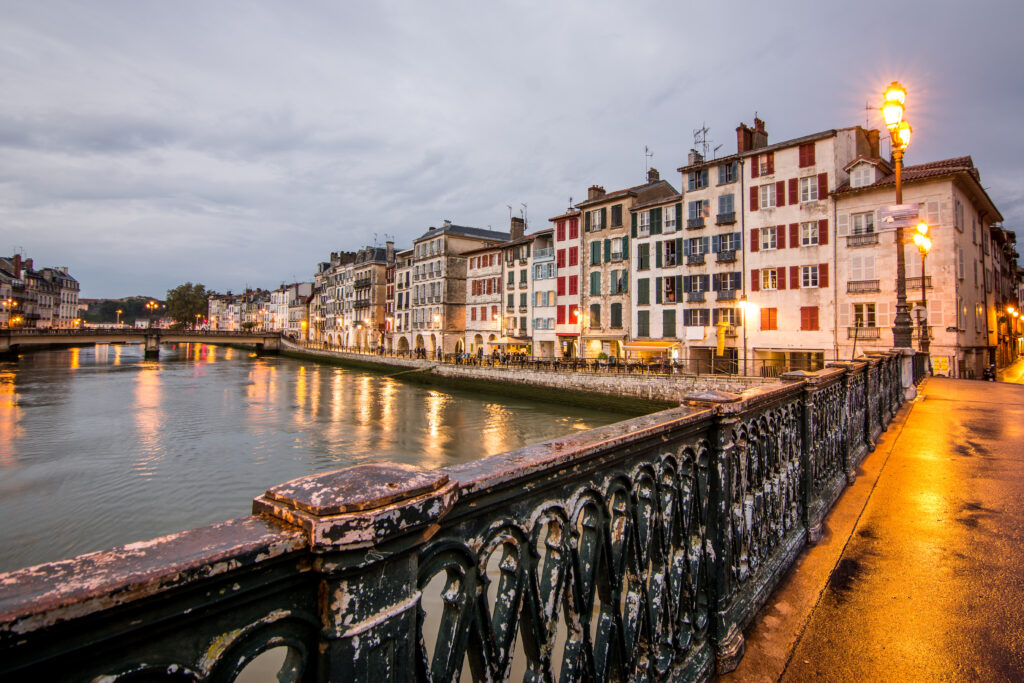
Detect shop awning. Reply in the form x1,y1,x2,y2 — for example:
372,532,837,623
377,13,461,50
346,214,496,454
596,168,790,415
623,341,680,351
556,332,579,337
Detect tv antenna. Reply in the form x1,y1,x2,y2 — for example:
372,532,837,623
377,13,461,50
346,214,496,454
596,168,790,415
693,123,712,159
520,203,528,229
644,145,654,174
507,205,513,222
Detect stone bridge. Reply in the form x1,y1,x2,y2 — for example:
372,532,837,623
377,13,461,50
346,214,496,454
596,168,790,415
0,329,282,358
0,354,907,681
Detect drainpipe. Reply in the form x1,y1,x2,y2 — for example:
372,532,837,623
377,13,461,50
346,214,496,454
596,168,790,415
739,157,747,371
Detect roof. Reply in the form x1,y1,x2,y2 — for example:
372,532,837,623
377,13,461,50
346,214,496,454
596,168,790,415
462,228,554,255
833,155,1003,222
574,179,678,209
631,193,682,212
413,223,510,243
677,152,740,174
736,128,846,158
548,208,581,222
843,156,893,174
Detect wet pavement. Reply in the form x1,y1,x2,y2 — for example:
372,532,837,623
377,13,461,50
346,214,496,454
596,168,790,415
999,357,1024,384
725,377,1024,682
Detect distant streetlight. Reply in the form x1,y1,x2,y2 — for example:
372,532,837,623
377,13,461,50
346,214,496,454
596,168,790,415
882,81,914,349
116,308,123,326
912,221,932,371
145,300,159,327
737,298,758,376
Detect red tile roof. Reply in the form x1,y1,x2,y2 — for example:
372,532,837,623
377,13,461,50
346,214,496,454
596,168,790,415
834,156,976,195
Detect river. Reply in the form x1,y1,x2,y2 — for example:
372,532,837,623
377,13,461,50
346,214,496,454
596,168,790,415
0,343,628,573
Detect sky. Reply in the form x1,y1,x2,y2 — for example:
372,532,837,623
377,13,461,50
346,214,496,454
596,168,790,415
1,1,1022,299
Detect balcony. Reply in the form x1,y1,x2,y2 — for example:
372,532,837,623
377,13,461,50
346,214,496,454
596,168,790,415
715,212,736,225
847,280,880,294
686,218,705,230
687,291,706,303
847,233,879,247
519,281,528,289
519,306,528,313
847,326,881,339
518,258,529,266
716,249,736,263
686,253,705,266
354,278,371,289
905,276,933,290
354,299,370,309
610,251,623,262
913,326,934,341
716,289,737,301
534,247,554,261
505,328,518,337
507,282,515,290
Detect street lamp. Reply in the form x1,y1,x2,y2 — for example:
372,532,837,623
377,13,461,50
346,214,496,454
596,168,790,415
913,221,932,370
882,81,915,349
145,300,159,327
116,308,123,326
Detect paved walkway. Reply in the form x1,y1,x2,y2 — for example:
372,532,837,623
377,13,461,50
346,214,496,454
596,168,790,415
723,377,1024,682
999,357,1024,384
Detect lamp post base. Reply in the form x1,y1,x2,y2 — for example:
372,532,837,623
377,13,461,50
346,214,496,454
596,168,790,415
892,346,918,400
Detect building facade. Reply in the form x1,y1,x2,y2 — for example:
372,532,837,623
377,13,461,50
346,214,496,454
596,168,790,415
550,209,582,357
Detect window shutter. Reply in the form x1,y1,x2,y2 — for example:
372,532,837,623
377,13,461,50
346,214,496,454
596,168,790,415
655,277,662,304
735,231,743,249
790,223,799,247
750,228,760,252
817,173,827,198
604,239,611,262
837,214,849,237
601,207,607,230
675,237,683,257
818,219,828,245
712,273,720,291
777,225,787,249
751,155,760,178
675,275,682,296
621,270,627,293
819,263,829,288
631,212,637,237
776,181,786,206
788,178,798,205
702,236,710,254
652,207,662,235
877,302,890,328
778,268,787,290
807,143,815,166
712,234,720,253
838,303,849,328
683,275,691,292
750,186,759,211
585,211,591,232
675,203,682,229
766,152,774,174
656,243,663,268
621,235,629,252
790,265,800,289
751,269,760,292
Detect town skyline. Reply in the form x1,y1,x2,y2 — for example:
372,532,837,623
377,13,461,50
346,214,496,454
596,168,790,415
2,1,1022,299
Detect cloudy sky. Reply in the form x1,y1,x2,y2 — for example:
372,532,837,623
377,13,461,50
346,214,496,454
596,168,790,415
1,1,1021,298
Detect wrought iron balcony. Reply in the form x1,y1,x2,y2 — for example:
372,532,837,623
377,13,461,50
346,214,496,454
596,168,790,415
716,249,737,263
847,326,881,339
847,233,879,247
716,289,737,301
905,276,933,290
715,212,736,225
610,251,623,262
686,217,705,229
519,281,528,289
686,253,705,266
533,247,554,261
686,291,706,302
847,280,880,293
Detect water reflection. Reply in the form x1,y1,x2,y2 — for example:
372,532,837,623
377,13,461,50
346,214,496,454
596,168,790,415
0,344,628,572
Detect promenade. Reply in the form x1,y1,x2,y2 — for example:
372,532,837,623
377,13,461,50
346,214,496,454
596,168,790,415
726,375,1024,681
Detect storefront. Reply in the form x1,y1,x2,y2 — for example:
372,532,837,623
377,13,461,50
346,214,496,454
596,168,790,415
623,340,680,361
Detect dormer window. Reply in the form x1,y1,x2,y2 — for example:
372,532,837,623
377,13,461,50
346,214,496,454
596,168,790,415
850,165,874,188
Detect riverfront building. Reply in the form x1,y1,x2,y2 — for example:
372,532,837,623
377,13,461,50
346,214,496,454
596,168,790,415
550,208,582,357
391,248,414,349
0,255,80,329
463,241,504,356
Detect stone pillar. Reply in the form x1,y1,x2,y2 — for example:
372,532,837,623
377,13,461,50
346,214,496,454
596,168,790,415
144,334,160,359
253,463,458,681
894,347,917,401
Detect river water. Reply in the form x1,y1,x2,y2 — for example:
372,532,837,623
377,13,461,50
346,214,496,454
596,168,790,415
0,344,627,573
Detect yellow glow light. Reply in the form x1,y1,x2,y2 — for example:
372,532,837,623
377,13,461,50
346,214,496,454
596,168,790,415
916,221,929,235
882,81,906,129
914,233,931,252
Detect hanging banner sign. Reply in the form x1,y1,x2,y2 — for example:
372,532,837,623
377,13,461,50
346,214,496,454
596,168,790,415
877,204,920,231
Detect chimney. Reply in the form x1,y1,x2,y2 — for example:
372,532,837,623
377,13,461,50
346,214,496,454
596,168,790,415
510,216,525,241
23,258,32,272
867,129,880,158
751,117,768,150
385,240,395,263
442,219,451,228
647,167,660,183
736,123,752,154
12,254,21,278
688,149,704,165
587,185,606,200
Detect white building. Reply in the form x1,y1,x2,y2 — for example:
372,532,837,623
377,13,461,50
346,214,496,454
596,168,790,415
550,209,582,357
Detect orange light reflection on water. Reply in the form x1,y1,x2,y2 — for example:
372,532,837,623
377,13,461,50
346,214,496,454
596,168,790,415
132,367,163,478
0,370,21,467
69,347,80,370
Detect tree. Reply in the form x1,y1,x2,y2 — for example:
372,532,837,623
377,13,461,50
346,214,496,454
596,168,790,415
165,283,209,327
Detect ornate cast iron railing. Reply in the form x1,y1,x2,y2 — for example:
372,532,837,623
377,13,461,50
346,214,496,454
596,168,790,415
0,355,904,682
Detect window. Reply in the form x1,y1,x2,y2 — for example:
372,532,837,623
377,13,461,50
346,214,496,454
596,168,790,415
719,194,734,215
850,166,873,188
851,254,876,280
761,307,778,331
802,265,819,288
718,162,737,184
610,303,623,328
801,221,819,246
589,304,601,328
663,309,676,338
569,246,578,266
610,204,623,227
683,309,710,326
759,184,776,209
556,249,566,268
719,232,740,252
557,277,565,296
569,219,579,239
854,303,876,327
714,308,738,327
589,271,601,295
761,268,778,290
688,168,708,190
557,305,565,324
686,237,707,256
568,276,578,295
638,211,650,235
568,304,578,324
665,276,677,303
760,226,777,250
799,176,818,202
637,278,650,305
800,306,819,331
638,243,650,270
798,143,816,168
520,269,527,283
591,209,605,231
637,310,650,337
663,240,678,266
520,292,527,307
664,205,677,231
852,212,874,235
556,221,565,241
590,241,601,265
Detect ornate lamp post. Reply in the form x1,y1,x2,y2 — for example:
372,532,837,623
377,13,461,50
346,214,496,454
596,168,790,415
145,300,159,327
738,298,758,377
913,221,932,369
882,81,915,349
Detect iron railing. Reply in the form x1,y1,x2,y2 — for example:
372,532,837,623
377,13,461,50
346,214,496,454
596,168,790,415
0,354,905,681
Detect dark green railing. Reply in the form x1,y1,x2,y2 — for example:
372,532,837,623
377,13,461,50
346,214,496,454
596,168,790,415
0,355,904,682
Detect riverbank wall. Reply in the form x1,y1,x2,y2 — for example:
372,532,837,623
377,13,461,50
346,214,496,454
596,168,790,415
280,341,776,414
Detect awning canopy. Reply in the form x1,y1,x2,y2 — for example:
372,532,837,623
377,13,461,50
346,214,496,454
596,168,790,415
623,341,680,351
556,332,579,337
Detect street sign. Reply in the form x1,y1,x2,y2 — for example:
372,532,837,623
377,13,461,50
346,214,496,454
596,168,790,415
877,203,919,231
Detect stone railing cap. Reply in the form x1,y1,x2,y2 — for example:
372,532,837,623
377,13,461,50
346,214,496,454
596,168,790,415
264,463,449,516
683,389,742,404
